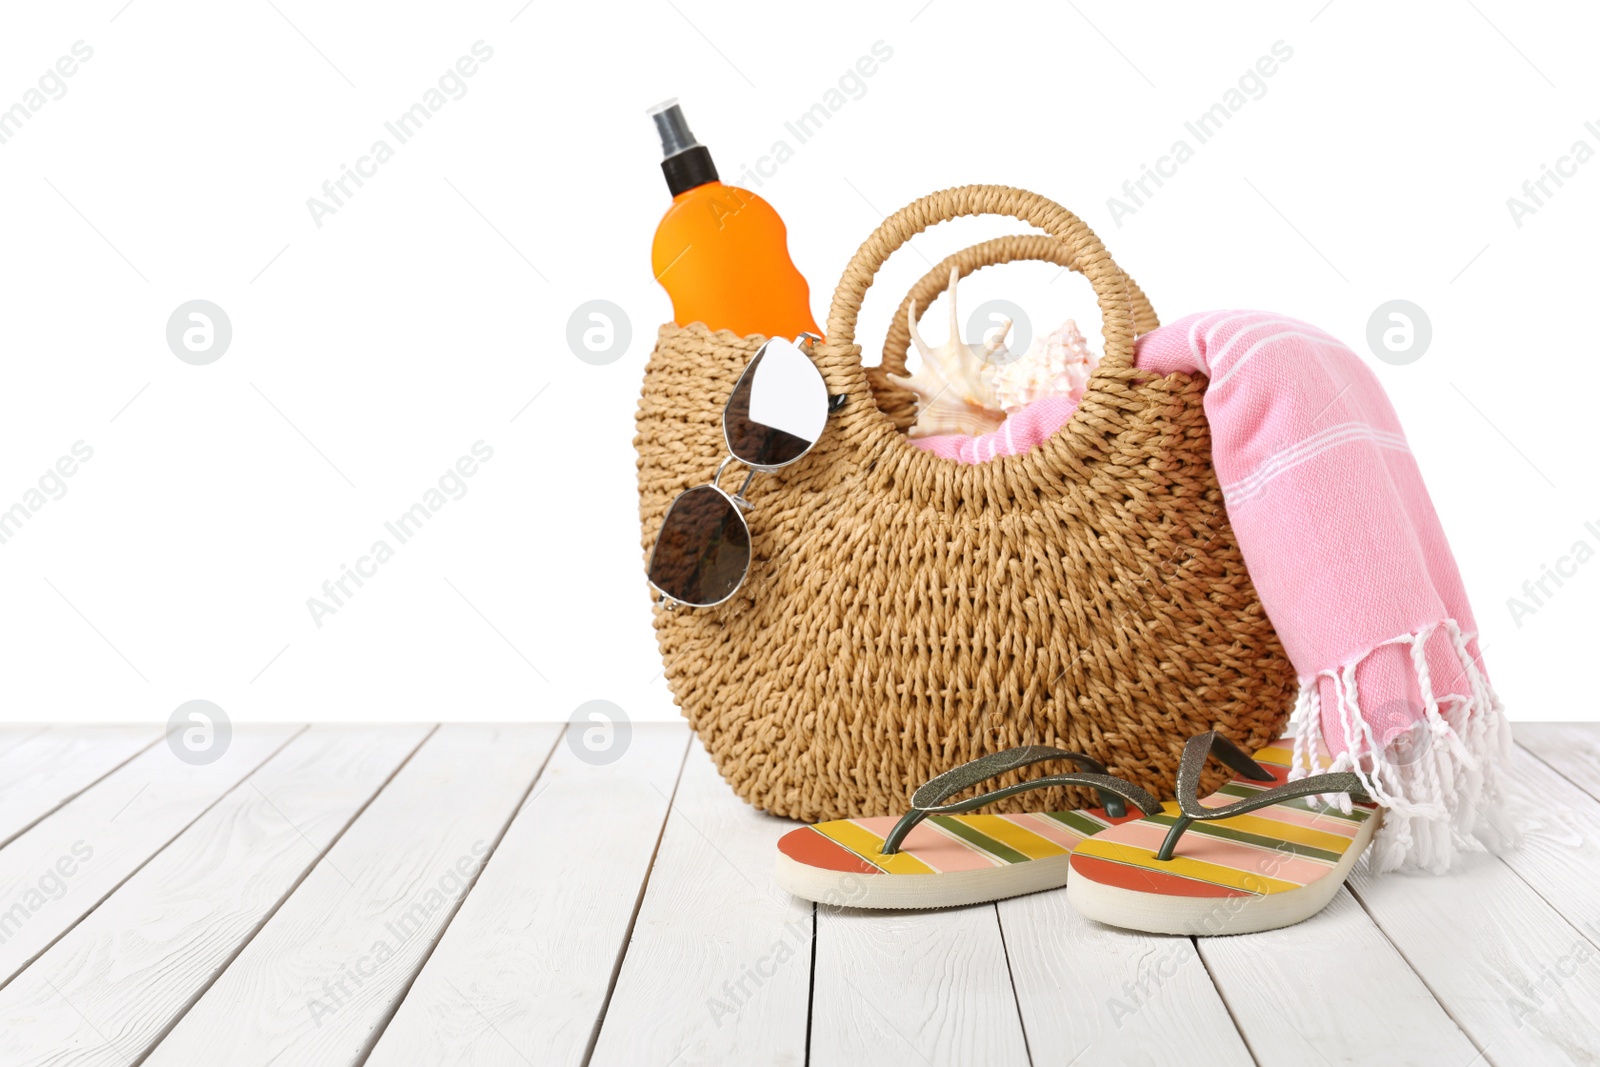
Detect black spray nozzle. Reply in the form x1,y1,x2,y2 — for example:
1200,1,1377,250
647,98,718,196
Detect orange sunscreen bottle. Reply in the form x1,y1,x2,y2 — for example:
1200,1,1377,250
648,99,820,340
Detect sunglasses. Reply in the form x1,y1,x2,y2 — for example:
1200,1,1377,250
647,334,840,608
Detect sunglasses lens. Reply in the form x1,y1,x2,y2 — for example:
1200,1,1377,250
647,486,751,606
724,338,829,468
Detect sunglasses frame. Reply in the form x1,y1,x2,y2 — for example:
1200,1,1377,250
720,335,830,474
647,333,838,610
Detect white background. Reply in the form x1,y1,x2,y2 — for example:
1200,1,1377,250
0,0,1594,725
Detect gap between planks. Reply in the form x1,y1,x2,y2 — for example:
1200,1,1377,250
0,725,170,851
352,727,566,1065
360,723,692,1067
572,729,694,1067
0,724,309,995
133,725,441,1064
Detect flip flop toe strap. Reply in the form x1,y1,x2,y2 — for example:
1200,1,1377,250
1154,731,1372,862
881,747,1163,856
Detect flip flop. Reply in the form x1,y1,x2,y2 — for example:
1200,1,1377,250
1067,731,1380,935
774,747,1165,910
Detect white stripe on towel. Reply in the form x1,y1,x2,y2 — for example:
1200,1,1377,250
1212,330,1356,389
1226,421,1410,497
1189,312,1344,367
1205,313,1341,352
1223,421,1412,506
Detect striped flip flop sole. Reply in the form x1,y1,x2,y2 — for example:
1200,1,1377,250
1067,742,1381,935
776,806,1143,910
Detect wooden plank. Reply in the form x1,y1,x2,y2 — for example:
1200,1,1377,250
0,725,165,848
0,724,303,987
0,724,431,1067
1199,889,1475,1065
1493,745,1600,945
144,724,561,1067
1515,723,1600,804
811,903,1030,1067
1349,851,1600,1064
0,728,49,760
589,739,811,1067
1001,886,1251,1066
367,723,690,1067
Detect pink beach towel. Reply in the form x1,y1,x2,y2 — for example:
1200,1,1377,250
914,310,1512,873
910,394,1079,465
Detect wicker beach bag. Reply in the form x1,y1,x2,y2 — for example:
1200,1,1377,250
635,184,1296,821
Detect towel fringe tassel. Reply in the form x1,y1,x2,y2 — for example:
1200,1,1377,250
1288,621,1515,875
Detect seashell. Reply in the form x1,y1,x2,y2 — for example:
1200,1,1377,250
992,318,1099,415
887,267,1009,438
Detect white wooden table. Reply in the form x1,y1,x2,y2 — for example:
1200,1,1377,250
0,722,1596,1066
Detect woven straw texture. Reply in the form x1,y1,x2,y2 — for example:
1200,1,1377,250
635,185,1295,821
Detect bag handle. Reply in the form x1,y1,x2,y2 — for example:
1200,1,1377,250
825,185,1142,373
880,234,1160,377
